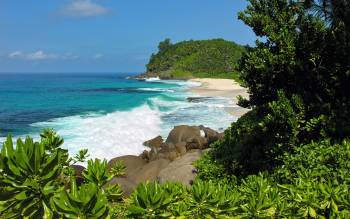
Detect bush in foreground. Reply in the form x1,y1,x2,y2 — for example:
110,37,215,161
0,130,124,218
1,131,350,218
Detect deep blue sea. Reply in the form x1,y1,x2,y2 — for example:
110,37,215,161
0,73,236,160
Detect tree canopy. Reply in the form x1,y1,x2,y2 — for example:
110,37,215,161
238,0,350,139
146,39,246,79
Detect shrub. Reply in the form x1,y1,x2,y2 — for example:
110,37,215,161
274,139,350,184
185,180,240,218
0,134,67,218
212,91,305,176
127,182,179,218
238,0,350,139
52,178,109,218
194,151,235,183
83,159,113,187
0,130,125,218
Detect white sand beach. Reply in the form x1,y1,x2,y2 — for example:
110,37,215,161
189,78,250,117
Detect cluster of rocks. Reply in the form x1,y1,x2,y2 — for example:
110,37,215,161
131,71,174,80
109,125,222,195
140,125,222,162
72,125,223,196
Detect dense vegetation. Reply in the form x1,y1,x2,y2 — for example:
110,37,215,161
0,130,126,218
212,0,350,176
1,132,350,218
145,39,246,80
196,0,350,218
1,0,350,218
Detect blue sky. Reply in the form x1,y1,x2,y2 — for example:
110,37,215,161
0,0,256,73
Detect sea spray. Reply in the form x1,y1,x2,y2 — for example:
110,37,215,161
31,105,162,160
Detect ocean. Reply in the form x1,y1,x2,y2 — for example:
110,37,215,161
0,72,237,160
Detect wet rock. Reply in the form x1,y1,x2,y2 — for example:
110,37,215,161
187,97,213,103
143,136,164,150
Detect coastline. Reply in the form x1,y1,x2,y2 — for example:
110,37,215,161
103,78,251,193
189,78,250,117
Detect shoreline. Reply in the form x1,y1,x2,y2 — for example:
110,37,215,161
189,78,250,117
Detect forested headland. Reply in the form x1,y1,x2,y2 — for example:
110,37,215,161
138,38,246,81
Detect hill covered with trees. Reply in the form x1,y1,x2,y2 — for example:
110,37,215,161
141,39,246,80
1,0,350,218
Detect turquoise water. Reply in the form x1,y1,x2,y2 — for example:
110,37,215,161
0,73,236,160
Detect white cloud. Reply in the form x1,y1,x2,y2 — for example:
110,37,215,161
8,50,78,61
59,0,110,17
93,53,103,59
27,51,50,60
63,53,79,60
8,51,23,59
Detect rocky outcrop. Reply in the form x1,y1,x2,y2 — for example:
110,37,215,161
143,136,163,149
142,125,220,161
132,72,159,79
158,150,202,186
108,125,221,196
128,159,170,183
131,71,176,80
107,158,170,196
108,155,146,171
166,125,207,148
187,97,214,103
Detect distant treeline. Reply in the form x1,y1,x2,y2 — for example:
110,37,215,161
146,38,246,79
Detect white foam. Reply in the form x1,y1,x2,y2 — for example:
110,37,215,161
149,96,186,108
145,77,160,82
146,79,201,88
137,88,175,93
31,105,162,161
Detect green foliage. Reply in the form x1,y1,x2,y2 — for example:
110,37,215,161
238,0,350,139
1,132,350,218
272,139,350,218
83,159,113,188
74,149,89,163
52,178,109,219
110,160,126,178
193,141,350,218
274,139,350,185
194,151,235,183
0,134,66,218
239,175,278,218
40,128,64,151
105,184,123,202
186,180,240,218
0,131,124,218
191,0,350,217
213,91,306,175
146,39,246,80
127,182,182,218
